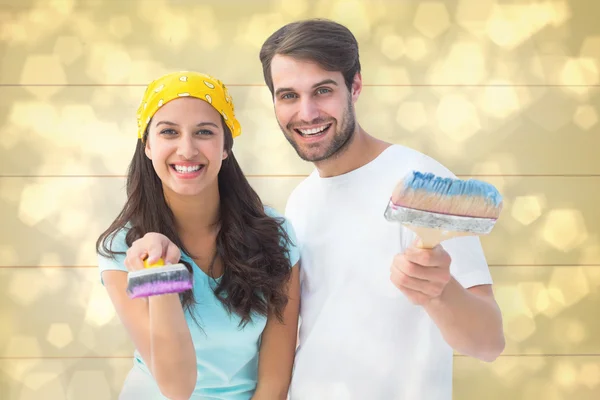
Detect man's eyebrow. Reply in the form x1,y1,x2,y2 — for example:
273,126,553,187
312,79,338,88
275,87,293,97
274,79,339,97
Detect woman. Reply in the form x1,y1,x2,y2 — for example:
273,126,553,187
96,71,300,400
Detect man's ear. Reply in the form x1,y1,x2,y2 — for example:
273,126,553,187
351,72,362,103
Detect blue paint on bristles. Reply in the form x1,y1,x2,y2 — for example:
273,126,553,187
404,172,503,207
392,171,503,219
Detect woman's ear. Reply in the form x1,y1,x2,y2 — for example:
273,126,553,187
222,150,228,160
144,140,152,159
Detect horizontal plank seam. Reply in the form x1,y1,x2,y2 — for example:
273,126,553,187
2,174,600,178
0,356,134,360
5,264,600,268
1,84,600,88
454,354,600,357
2,354,599,360
1,264,599,269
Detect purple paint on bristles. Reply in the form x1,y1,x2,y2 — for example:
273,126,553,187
129,280,193,299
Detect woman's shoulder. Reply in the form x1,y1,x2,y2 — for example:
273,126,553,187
263,206,300,265
96,225,133,280
263,205,283,219
263,206,292,230
98,224,132,254
263,205,295,235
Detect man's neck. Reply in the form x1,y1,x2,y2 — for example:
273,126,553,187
314,125,391,178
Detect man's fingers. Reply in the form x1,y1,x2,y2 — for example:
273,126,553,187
390,268,441,297
392,255,450,283
404,244,450,268
393,255,428,279
389,272,431,305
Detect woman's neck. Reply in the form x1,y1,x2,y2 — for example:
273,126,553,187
164,182,221,238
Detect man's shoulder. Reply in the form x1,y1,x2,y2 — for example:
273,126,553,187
383,144,456,178
285,170,319,211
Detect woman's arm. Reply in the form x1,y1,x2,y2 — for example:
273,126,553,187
102,233,197,400
252,263,301,400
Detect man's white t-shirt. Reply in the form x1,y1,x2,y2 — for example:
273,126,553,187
286,145,493,400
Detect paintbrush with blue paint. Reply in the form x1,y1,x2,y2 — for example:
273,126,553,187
384,171,503,248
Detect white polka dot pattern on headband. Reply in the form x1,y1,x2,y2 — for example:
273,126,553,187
137,71,241,140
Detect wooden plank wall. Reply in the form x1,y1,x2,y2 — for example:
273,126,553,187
1,0,599,398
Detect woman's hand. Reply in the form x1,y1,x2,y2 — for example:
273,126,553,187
124,232,182,271
110,232,196,399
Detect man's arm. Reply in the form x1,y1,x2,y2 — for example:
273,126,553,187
390,242,505,362
424,280,504,362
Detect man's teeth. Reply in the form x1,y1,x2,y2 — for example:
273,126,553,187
174,165,201,173
298,125,329,136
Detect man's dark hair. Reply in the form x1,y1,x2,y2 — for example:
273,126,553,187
259,18,361,94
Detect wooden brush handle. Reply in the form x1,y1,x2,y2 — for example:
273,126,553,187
408,226,477,249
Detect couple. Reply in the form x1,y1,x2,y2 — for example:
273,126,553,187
96,19,505,400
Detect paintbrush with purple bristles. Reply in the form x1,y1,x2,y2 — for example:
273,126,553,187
384,171,503,248
126,258,193,299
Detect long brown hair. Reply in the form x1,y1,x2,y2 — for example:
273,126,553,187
96,122,293,326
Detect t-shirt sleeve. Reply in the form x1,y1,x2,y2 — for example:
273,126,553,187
97,228,130,284
265,206,300,267
281,215,300,267
443,235,493,288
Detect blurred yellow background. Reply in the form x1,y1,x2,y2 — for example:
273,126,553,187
0,0,599,398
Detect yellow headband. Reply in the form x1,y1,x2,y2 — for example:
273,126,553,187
136,71,242,141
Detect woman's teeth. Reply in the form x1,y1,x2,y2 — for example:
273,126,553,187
173,165,202,173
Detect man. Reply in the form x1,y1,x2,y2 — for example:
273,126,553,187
259,19,505,400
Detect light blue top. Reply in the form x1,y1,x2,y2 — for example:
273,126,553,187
97,207,300,399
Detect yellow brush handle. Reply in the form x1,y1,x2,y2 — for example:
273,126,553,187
143,258,165,268
408,226,477,249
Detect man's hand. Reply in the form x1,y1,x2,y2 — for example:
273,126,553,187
390,240,452,306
